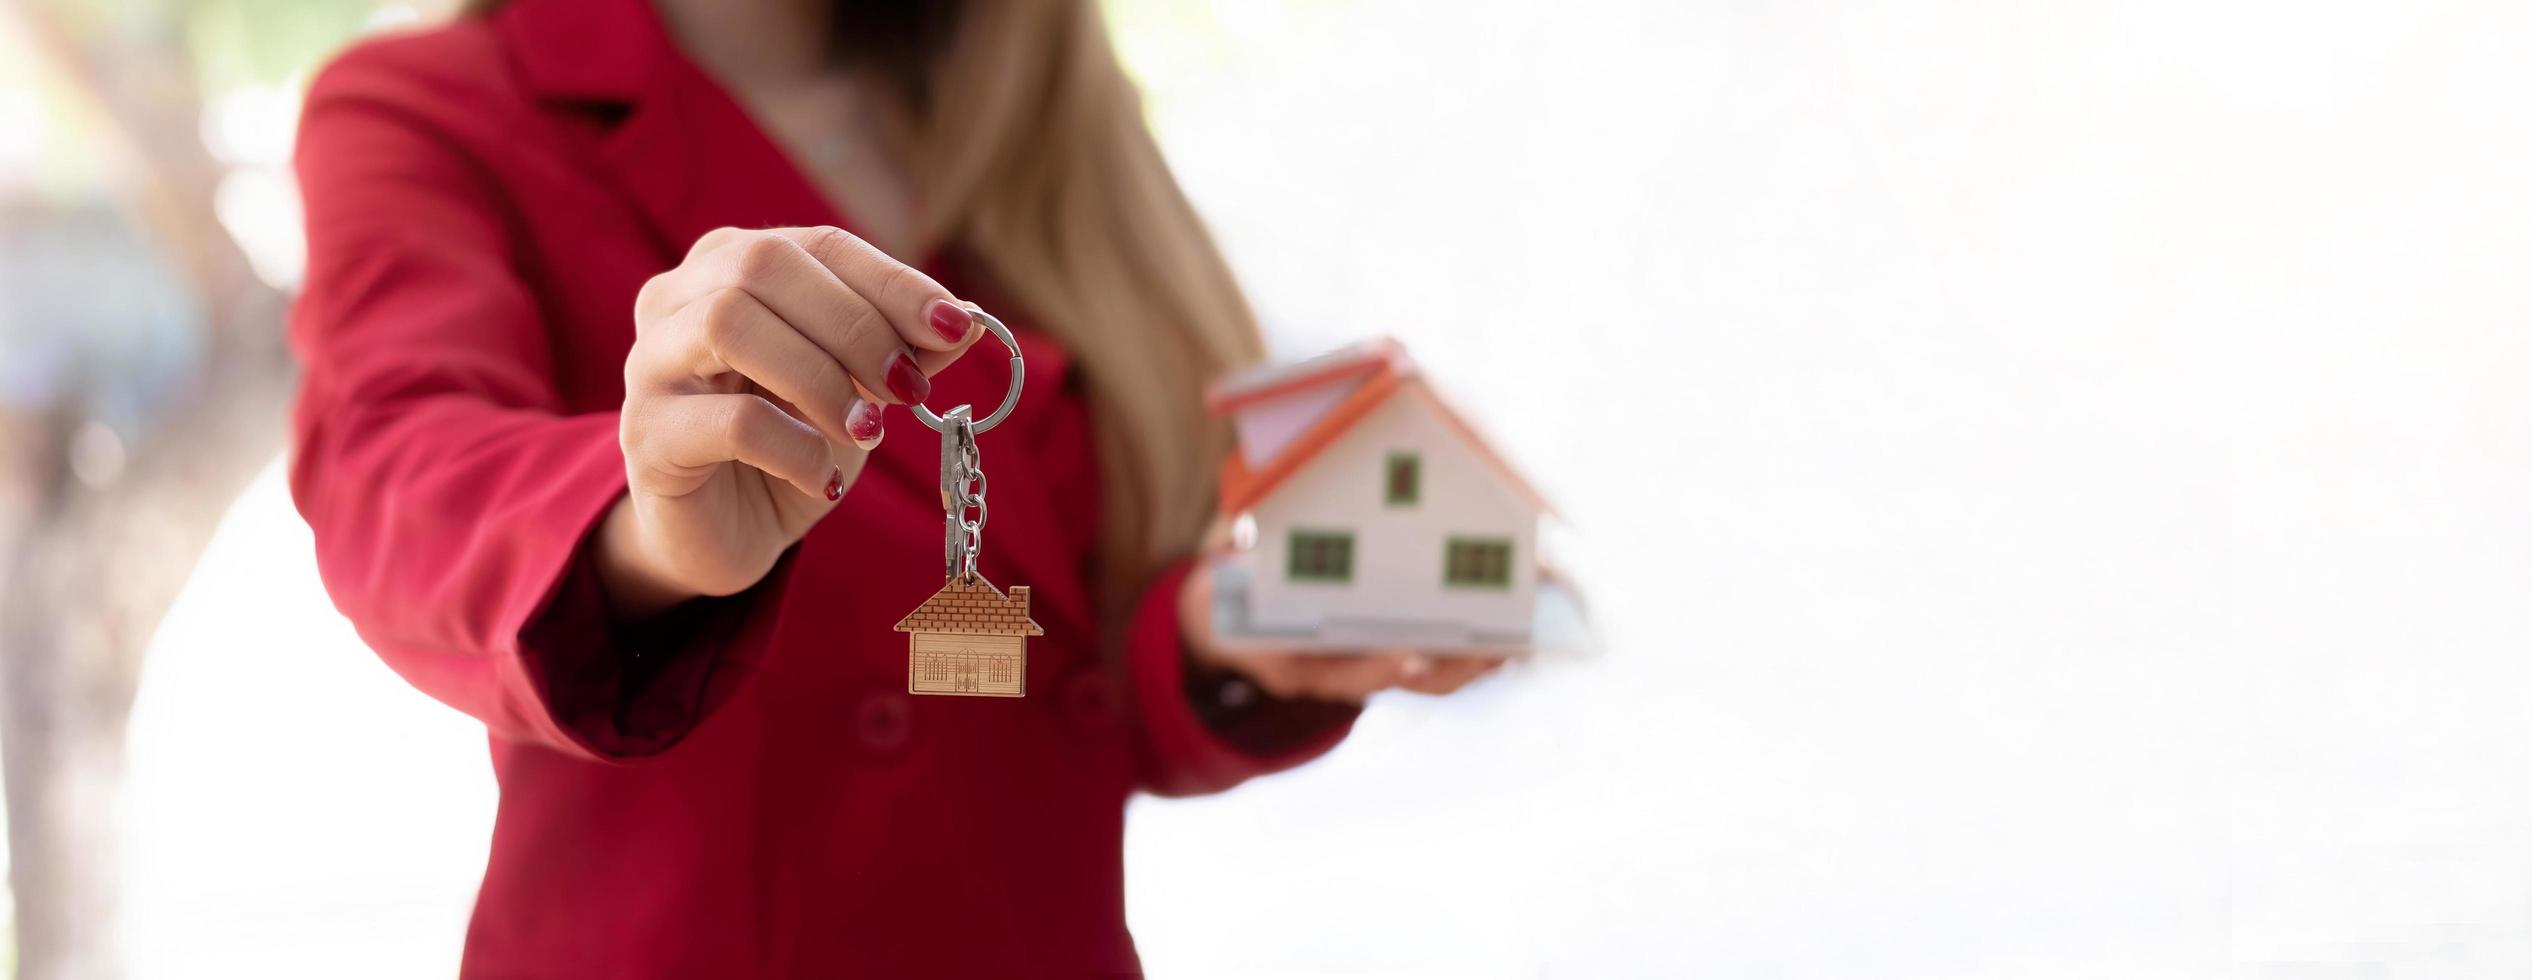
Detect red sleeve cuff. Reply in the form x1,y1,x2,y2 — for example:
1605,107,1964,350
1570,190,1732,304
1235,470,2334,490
509,541,797,762
488,414,795,762
1126,561,1357,797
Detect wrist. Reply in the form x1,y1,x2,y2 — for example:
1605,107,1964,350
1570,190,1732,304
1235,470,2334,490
593,495,698,621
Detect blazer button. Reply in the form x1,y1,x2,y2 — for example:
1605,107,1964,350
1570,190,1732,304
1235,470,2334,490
856,688,914,754
1062,670,1121,730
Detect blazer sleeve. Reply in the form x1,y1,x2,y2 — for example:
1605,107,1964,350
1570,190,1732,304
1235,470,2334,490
1121,561,1360,796
287,52,786,762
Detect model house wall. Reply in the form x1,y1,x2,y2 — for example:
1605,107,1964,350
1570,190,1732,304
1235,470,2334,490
1237,389,1539,643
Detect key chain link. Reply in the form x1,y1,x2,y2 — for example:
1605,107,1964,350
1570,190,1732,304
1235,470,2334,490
941,410,988,581
920,306,1023,585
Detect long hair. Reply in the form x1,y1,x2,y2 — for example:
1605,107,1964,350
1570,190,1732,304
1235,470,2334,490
911,3,1261,608
473,0,1264,609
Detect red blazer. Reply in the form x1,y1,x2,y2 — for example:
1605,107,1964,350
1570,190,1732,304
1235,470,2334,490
288,0,1352,975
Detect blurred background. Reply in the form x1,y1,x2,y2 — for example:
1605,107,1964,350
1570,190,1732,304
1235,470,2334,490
5,0,2532,977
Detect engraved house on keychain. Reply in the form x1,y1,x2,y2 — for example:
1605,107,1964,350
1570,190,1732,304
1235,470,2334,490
1207,338,1555,651
894,577,1042,697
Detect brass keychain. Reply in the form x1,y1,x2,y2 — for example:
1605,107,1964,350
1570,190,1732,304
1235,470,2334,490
891,307,1041,697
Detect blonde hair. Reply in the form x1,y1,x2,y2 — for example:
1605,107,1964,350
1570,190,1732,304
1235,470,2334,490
914,3,1260,608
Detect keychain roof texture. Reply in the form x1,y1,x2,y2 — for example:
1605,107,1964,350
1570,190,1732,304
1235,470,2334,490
893,577,1045,636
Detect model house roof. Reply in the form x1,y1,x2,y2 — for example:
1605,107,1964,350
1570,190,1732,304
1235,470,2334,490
892,578,1045,636
1207,338,1554,517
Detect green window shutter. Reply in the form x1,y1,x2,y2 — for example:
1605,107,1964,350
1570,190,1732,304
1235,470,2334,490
1443,537,1514,589
1384,453,1421,506
1287,529,1355,583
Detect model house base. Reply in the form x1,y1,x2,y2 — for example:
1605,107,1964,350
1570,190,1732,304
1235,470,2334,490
1204,555,1593,655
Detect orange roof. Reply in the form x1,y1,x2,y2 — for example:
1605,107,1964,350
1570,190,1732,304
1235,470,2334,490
892,578,1045,636
1206,337,1410,414
1209,338,1554,518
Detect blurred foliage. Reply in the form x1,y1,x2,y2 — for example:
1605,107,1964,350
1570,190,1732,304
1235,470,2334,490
2,0,382,198
23,0,375,88
183,0,379,90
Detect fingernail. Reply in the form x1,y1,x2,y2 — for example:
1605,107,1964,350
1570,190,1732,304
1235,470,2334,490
823,467,844,501
1401,655,1431,680
925,299,974,345
846,399,885,449
884,352,930,404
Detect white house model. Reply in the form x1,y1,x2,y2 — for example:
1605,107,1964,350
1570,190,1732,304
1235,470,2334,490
1209,338,1552,650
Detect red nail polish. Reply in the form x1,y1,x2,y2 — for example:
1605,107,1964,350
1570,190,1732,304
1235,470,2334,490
846,399,884,444
823,468,844,501
884,352,930,404
926,300,974,345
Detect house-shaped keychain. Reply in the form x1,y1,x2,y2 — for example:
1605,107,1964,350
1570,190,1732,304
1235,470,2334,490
894,577,1044,696
1205,338,1561,652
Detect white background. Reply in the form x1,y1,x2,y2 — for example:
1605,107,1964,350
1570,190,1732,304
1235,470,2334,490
117,0,2532,976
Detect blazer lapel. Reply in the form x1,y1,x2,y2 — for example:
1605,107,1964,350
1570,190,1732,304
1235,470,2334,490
498,0,839,257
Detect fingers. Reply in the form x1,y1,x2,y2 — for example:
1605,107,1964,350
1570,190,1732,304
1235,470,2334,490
904,300,988,377
768,227,975,352
644,286,882,447
1240,651,1411,705
719,233,931,406
1396,656,1505,695
626,392,836,500
1228,650,1507,703
652,228,971,412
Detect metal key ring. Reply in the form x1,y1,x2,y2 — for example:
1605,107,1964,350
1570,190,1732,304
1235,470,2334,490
910,305,1023,435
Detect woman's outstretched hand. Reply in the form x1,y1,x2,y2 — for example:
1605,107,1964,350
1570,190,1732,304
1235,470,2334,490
1176,561,1507,704
596,226,982,619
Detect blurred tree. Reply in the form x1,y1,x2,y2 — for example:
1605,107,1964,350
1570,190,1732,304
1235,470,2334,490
0,1,376,976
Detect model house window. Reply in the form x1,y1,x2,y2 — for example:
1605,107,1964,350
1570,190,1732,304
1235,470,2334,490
1385,453,1420,506
1443,537,1513,588
1288,530,1355,582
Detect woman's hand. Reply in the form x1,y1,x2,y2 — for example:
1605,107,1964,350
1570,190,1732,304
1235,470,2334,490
1176,561,1506,703
596,226,982,618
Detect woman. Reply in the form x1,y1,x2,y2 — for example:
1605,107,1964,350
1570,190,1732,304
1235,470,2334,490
289,0,1498,975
